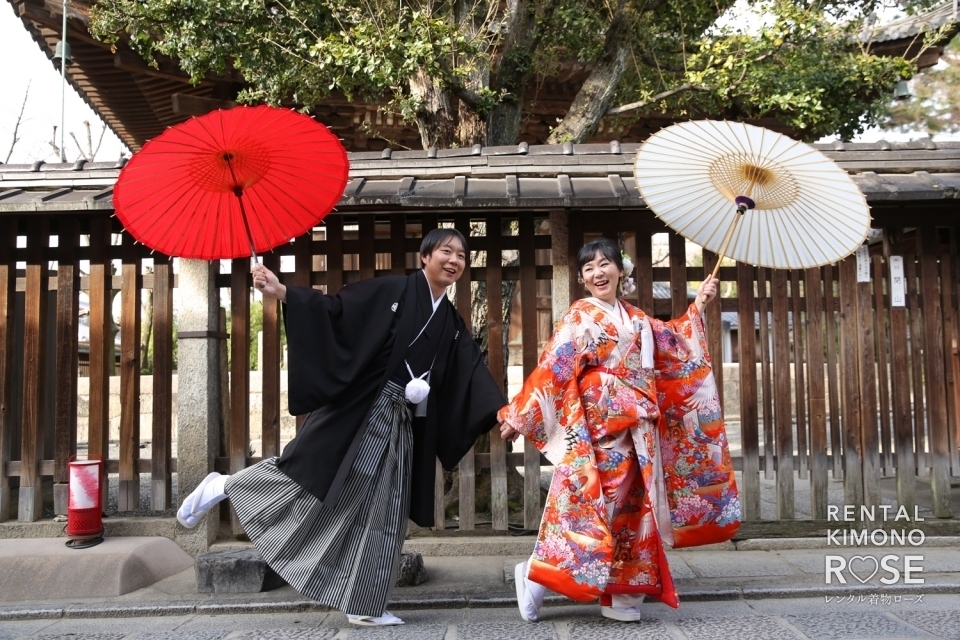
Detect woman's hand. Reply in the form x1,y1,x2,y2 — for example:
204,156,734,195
500,423,521,442
694,276,719,314
252,264,287,302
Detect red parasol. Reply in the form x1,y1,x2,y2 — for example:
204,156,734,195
113,105,349,260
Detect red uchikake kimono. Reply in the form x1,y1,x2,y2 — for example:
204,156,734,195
498,298,741,608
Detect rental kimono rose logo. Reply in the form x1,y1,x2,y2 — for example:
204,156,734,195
824,505,925,585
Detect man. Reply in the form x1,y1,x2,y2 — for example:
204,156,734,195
177,228,505,626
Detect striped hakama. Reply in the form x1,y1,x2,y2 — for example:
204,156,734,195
225,380,413,617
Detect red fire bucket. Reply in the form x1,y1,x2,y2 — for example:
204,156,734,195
66,456,104,548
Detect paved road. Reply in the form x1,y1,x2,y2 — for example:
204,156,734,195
2,596,959,640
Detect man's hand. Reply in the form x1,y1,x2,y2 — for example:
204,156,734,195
500,423,520,442
252,264,287,302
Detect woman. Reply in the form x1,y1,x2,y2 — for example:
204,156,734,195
499,238,740,622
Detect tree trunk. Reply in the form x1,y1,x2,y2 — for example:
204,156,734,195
409,68,457,149
546,6,632,144
456,0,490,147
487,0,543,146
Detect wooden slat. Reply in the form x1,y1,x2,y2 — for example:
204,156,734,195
873,255,893,476
19,217,48,521
390,215,406,275
823,265,843,479
938,250,960,475
325,216,344,294
736,263,760,520
634,225,653,315
0,218,16,522
882,230,916,508
872,255,893,475
568,211,584,303
229,259,251,529
757,268,774,480
53,218,80,515
669,232,687,319
434,457,445,532
358,217,376,281
292,233,313,432
905,254,928,476
790,271,808,480
917,228,952,517
856,254,881,513
118,232,142,512
151,253,173,510
261,252,282,458
519,216,541,530
87,217,112,507
771,269,794,519
486,214,508,531
453,214,475,531
804,267,829,520
702,249,723,407
837,257,865,512
952,227,960,476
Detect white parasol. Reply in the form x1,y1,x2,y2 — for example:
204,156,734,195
633,120,871,276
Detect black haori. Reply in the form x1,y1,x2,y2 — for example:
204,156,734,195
225,381,413,617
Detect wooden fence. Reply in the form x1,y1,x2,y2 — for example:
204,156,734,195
1,210,958,534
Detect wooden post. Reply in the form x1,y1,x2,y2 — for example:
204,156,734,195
771,269,794,519
917,227,952,517
823,265,843,479
19,217,49,521
872,254,893,476
454,214,475,531
882,228,916,511
229,258,251,532
669,232,687,319
391,215,407,276
757,268,774,479
804,267,829,520
790,271,808,480
856,252,881,517
53,217,81,515
486,214,508,531
87,217,112,508
0,217,16,522
737,262,761,520
905,255,927,476
520,215,541,530
261,251,281,458
837,257,864,511
118,232,142,512
151,252,173,510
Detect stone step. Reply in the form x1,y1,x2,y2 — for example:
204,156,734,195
0,536,194,601
195,548,428,594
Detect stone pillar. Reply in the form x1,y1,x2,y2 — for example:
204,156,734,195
175,259,221,556
550,211,570,322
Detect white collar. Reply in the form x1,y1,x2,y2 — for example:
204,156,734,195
422,270,445,311
587,297,630,328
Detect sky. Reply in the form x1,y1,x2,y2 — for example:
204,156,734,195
0,5,126,164
0,2,955,165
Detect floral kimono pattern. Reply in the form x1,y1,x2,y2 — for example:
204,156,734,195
498,299,740,608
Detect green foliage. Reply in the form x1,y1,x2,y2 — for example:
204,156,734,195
90,0,940,144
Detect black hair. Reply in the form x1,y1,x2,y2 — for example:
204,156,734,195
420,227,468,257
577,237,623,276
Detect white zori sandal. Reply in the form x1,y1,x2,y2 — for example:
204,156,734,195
515,560,546,622
177,472,229,528
347,612,404,626
600,593,646,622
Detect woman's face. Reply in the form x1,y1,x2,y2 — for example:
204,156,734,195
580,251,622,304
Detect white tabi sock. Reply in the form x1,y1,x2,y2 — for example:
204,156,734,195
610,593,646,612
197,474,229,510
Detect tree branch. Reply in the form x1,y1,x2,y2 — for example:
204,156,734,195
4,83,30,164
606,83,708,115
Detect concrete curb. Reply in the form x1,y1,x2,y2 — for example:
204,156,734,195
2,582,958,621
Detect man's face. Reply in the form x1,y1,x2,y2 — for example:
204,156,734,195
421,237,466,291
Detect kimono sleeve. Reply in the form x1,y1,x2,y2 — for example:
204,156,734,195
652,303,741,547
283,278,402,416
497,310,584,464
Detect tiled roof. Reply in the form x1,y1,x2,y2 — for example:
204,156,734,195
867,2,959,43
1,140,958,212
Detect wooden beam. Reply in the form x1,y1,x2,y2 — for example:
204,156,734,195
172,93,237,116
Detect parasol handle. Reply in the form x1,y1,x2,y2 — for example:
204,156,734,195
702,200,750,303
225,157,260,264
